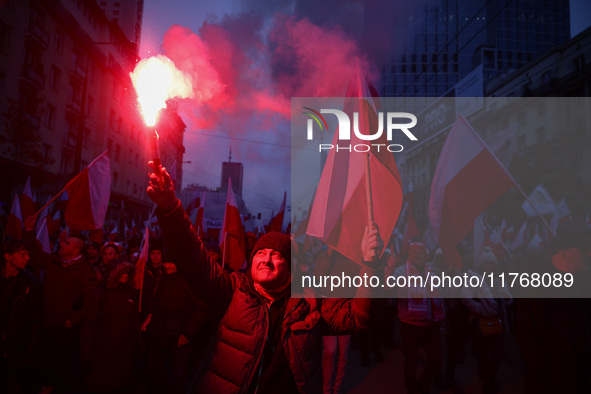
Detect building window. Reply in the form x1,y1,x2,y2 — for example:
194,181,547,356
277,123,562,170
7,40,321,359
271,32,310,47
49,65,61,91
54,30,64,54
45,104,56,129
108,138,113,152
60,154,72,173
42,143,52,159
115,144,121,162
0,21,10,53
128,148,133,163
109,110,115,128
83,128,91,148
86,96,94,117
113,171,119,187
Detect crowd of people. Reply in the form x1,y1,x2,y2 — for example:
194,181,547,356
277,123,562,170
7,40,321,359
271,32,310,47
1,164,590,394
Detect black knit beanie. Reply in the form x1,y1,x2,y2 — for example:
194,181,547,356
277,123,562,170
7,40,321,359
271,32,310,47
250,232,291,267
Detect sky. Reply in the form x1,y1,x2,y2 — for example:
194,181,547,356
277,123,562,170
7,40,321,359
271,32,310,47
138,0,591,219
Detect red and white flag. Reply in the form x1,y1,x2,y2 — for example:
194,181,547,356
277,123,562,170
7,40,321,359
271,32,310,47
307,68,403,263
36,218,51,253
50,211,61,235
20,176,36,220
194,191,206,239
473,215,492,268
429,114,516,268
267,191,286,233
185,190,200,217
521,183,558,217
56,191,69,212
511,222,528,250
108,225,119,241
220,178,246,271
5,194,23,239
0,205,7,228
64,151,111,230
36,195,53,235
131,219,138,236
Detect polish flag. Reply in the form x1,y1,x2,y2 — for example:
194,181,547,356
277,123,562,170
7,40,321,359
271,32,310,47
36,195,53,235
185,190,200,217
108,225,119,241
220,177,246,271
50,211,61,235
194,191,206,239
5,194,23,239
36,218,52,253
429,115,516,268
0,205,7,228
64,151,111,230
20,176,36,220
473,215,492,268
267,191,286,233
557,198,572,223
124,221,132,238
511,222,528,250
521,183,558,217
131,219,138,236
56,191,69,212
307,68,403,264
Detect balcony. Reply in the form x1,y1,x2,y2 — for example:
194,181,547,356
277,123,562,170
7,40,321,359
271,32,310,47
69,63,87,83
21,66,45,89
66,100,82,114
26,23,49,49
23,112,41,130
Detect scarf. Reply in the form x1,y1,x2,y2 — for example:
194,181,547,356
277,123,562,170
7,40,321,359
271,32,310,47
254,279,291,307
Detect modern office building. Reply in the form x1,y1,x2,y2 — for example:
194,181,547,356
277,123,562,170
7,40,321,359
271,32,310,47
381,0,571,97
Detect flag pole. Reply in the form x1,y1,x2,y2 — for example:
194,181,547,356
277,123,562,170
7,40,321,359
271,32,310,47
364,152,374,228
478,216,513,258
222,231,228,269
516,190,555,237
31,189,66,219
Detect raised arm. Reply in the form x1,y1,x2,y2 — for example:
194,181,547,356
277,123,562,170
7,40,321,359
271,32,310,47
320,225,385,334
147,162,234,309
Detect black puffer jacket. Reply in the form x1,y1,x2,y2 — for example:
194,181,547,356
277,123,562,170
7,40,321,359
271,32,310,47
24,231,97,328
157,201,382,393
80,262,139,392
147,269,209,349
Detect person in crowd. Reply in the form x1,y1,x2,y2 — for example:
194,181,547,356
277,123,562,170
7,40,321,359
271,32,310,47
139,239,165,317
146,163,384,393
86,242,100,266
23,215,98,394
517,220,591,393
95,241,123,282
141,260,210,394
244,231,257,262
393,242,444,394
204,238,222,266
431,248,468,392
0,238,43,394
80,262,139,394
461,247,512,394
